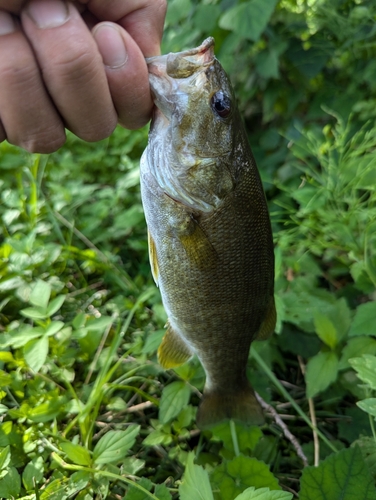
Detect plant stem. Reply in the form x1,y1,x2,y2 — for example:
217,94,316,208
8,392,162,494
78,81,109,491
230,420,240,457
251,347,338,453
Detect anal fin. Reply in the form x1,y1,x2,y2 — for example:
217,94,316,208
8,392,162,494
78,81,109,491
256,295,276,341
158,322,192,369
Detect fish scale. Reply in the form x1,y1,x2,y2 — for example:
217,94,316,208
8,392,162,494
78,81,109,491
140,37,276,429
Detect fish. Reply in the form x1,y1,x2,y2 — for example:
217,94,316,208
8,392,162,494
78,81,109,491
140,37,276,429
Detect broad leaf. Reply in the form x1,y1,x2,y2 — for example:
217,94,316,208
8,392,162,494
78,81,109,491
93,425,140,464
159,381,190,424
306,351,339,398
24,336,49,372
235,487,293,500
46,295,66,316
357,398,376,418
179,452,214,500
211,455,280,500
349,354,376,390
299,446,376,499
339,337,376,370
29,280,51,309
219,0,278,42
0,445,10,471
314,312,338,349
0,467,21,498
348,302,376,337
22,456,44,491
60,442,92,466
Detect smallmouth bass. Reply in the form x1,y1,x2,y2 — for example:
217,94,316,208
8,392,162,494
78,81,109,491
140,38,276,429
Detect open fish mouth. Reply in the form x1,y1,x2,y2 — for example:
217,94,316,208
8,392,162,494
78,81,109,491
146,38,216,120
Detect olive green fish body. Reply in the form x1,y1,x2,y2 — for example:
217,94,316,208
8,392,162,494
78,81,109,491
140,38,275,428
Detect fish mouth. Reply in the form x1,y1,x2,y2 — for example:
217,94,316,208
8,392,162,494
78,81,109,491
146,38,215,120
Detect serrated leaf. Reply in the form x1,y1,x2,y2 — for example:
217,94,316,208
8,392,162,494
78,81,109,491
60,442,92,466
0,445,11,471
159,381,190,424
126,477,153,500
211,455,280,500
211,422,262,455
349,354,376,390
219,0,278,42
357,398,376,418
339,337,376,370
235,487,293,500
93,425,140,464
352,437,376,480
29,280,51,309
24,336,49,372
349,302,376,337
0,466,21,498
46,295,66,316
22,456,44,491
299,446,376,499
143,428,172,447
179,452,214,500
305,351,339,398
314,312,338,349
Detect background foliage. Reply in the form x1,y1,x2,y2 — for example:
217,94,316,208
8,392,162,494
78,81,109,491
1,0,376,498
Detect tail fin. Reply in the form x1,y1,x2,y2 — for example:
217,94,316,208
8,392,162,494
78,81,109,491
196,382,264,430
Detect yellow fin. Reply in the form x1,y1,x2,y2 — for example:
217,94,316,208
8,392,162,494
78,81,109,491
256,295,276,341
148,230,159,286
179,219,217,269
196,381,264,430
158,322,192,369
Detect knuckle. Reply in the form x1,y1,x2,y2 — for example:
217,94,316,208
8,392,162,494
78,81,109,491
17,128,66,154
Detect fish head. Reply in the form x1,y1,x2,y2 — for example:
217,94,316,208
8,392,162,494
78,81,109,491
145,38,240,213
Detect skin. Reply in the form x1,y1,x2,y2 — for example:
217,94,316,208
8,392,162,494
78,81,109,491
0,0,167,153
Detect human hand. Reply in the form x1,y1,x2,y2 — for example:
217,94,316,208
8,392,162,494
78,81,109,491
0,0,166,153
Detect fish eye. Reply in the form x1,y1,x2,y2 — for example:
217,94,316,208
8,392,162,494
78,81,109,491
211,91,231,119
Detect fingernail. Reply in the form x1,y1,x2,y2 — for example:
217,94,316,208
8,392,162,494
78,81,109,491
93,24,128,69
0,11,16,35
27,0,69,29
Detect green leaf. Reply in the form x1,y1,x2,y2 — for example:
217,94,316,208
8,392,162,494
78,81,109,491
235,487,293,500
46,295,66,316
0,445,11,471
179,452,214,500
93,425,140,464
357,398,376,418
349,354,376,390
143,428,172,447
352,437,376,480
299,446,376,499
219,0,278,42
45,321,65,336
349,302,376,337
22,456,44,491
24,336,49,372
126,477,153,500
20,306,48,320
60,442,92,466
155,483,173,500
0,467,21,498
210,422,263,455
159,381,191,424
314,312,338,349
339,337,376,370
29,280,51,309
306,351,339,398
211,455,280,500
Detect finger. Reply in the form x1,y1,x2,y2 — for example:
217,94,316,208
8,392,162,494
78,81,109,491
0,1,26,15
0,120,6,144
92,22,152,129
21,0,117,142
0,10,66,152
87,0,166,56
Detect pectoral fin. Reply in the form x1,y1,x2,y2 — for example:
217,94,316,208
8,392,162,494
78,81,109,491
148,230,159,286
179,219,218,269
256,295,276,340
158,322,192,369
